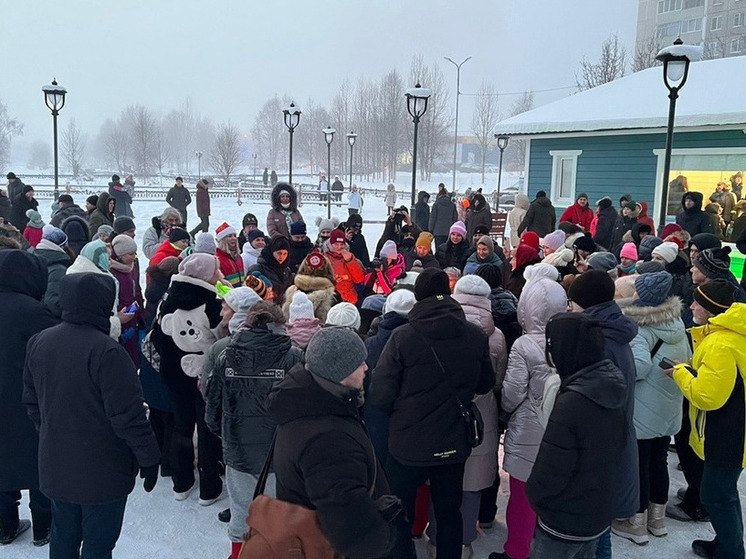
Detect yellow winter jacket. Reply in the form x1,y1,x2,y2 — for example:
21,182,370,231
672,302,746,467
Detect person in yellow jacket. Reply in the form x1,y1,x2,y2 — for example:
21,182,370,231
664,279,745,559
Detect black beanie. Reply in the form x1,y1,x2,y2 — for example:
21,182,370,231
694,246,731,279
536,190,547,198
242,213,258,227
111,174,120,183
86,194,99,207
689,233,721,253
113,216,136,234
568,269,615,310
475,263,503,289
168,227,190,243
573,233,596,254
545,313,606,378
693,279,735,316
414,268,451,301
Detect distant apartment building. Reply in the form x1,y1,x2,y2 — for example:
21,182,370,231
636,0,746,58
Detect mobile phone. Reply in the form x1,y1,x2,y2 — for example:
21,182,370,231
659,357,676,369
126,302,139,313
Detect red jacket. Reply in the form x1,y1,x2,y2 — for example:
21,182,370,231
216,248,245,288
560,202,594,231
326,251,365,304
637,201,656,232
149,240,184,267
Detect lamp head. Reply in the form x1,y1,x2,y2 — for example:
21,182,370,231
655,38,703,91
42,78,67,113
283,102,302,131
346,131,357,147
405,82,432,120
496,135,510,151
322,126,336,145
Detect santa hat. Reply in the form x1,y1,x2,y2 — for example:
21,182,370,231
215,222,237,242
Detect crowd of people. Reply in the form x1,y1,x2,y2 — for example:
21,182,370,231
1,172,746,559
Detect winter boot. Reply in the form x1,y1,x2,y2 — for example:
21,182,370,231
31,506,52,546
647,502,667,537
691,539,717,559
611,512,649,545
0,519,30,545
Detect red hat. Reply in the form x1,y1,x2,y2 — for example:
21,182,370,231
215,222,237,241
519,231,540,251
329,229,346,245
305,249,325,269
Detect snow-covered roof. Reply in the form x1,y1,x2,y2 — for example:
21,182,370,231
497,56,746,136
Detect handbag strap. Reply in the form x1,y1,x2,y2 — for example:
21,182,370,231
650,338,664,359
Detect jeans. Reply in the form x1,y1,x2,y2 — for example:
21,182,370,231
50,497,127,559
533,526,599,559
226,467,275,543
700,463,744,559
504,476,537,559
675,399,705,509
0,488,51,541
426,490,480,546
637,436,670,511
594,528,611,559
189,216,209,237
386,456,465,559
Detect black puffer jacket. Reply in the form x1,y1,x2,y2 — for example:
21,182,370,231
205,328,301,474
593,205,618,249
247,247,293,304
526,359,626,540
414,191,431,232
369,294,495,466
488,287,521,350
10,185,38,231
429,195,458,237
517,195,556,238
267,366,395,559
288,237,313,274
50,203,88,228
676,192,714,236
435,239,470,270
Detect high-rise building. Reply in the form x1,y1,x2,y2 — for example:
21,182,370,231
636,0,746,59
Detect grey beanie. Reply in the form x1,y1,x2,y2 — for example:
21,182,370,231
305,327,367,384
194,232,217,255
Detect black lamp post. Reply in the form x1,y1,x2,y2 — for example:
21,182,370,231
195,151,203,180
346,131,357,192
323,126,336,219
444,56,471,194
42,79,67,202
252,153,257,182
405,82,432,214
655,38,702,231
283,102,302,184
494,134,509,211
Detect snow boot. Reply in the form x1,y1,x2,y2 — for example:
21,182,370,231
691,539,717,559
611,512,649,545
0,519,30,545
647,502,667,537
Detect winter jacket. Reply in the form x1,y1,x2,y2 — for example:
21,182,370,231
453,292,507,491
363,254,406,296
10,186,38,231
108,181,133,218
288,237,313,274
0,250,58,493
7,178,26,202
216,248,245,288
347,191,363,211
369,294,495,466
466,206,493,241
247,248,293,304
619,297,691,440
463,250,502,276
266,366,396,559
166,184,191,218
435,239,470,270
429,195,458,237
34,240,72,318
142,217,170,259
110,257,146,366
487,287,521,350
384,187,397,208
266,183,303,238
559,201,593,231
504,259,542,300
23,273,159,505
593,205,619,249
508,194,529,249
609,213,639,249
326,250,365,304
286,318,321,349
403,249,439,271
0,191,11,223
66,255,122,340
414,191,431,232
23,226,43,247
195,180,210,217
526,359,626,540
517,196,556,238
282,273,337,323
710,189,737,223
87,192,115,239
583,300,639,518
676,192,714,237
241,241,261,272
150,274,222,395
59,215,90,257
50,203,87,228
673,303,746,467
205,327,301,474
637,201,656,232
148,240,184,268
348,232,371,268
502,279,569,482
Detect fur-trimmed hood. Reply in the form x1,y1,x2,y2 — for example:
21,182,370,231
293,273,335,292
281,281,336,322
620,295,682,327
270,182,299,212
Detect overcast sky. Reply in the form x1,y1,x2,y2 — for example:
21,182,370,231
2,0,637,155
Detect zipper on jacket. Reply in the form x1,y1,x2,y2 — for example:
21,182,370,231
695,408,706,440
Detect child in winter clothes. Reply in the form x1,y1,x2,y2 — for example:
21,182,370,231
286,291,321,349
22,209,44,247
496,277,569,559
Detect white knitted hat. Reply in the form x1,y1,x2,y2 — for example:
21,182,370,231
652,241,679,264
289,291,315,322
453,274,490,297
325,302,361,330
384,289,416,317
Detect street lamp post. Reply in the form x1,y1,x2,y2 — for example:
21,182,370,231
252,153,257,182
323,126,336,219
444,56,471,194
655,38,702,231
405,83,432,214
195,151,203,180
42,79,67,202
346,131,357,193
283,102,302,184
494,134,509,212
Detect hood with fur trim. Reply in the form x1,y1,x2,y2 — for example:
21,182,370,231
270,182,299,212
619,296,683,328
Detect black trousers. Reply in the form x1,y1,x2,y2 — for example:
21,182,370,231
148,408,174,476
189,216,209,237
386,456,465,559
674,399,705,509
0,488,51,541
50,496,127,559
637,436,670,511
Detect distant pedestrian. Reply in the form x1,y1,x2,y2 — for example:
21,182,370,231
331,176,344,202
414,190,431,232
429,184,458,246
385,183,398,214
108,174,133,218
517,191,555,238
190,179,211,237
348,184,363,215
166,177,192,227
262,167,268,186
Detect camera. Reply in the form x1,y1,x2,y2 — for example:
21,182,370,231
371,258,382,269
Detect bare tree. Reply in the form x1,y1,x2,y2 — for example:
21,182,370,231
27,140,51,170
576,34,628,91
251,96,283,170
152,124,170,184
471,81,500,184
163,99,197,174
330,78,353,179
507,90,534,170
210,122,243,186
0,99,23,170
125,105,158,176
633,35,661,72
61,118,86,178
703,36,727,60
379,69,406,182
98,117,129,172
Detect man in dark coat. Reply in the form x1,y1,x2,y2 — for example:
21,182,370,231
6,172,25,202
568,270,639,558
429,186,458,247
676,191,714,237
190,179,211,237
50,194,88,228
526,313,626,558
22,273,160,556
344,213,371,268
107,174,134,218
370,268,495,559
166,176,192,227
10,184,38,231
414,190,431,233
593,196,619,249
0,250,58,546
331,176,344,202
266,327,402,559
517,190,555,238
466,193,493,242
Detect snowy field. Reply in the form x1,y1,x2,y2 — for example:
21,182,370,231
7,174,745,558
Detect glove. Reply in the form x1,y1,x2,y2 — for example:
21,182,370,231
139,464,159,493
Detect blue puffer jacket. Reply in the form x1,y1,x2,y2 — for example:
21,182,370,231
620,297,692,439
584,300,639,518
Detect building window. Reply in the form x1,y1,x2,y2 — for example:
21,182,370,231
712,15,723,30
735,12,745,26
657,21,683,37
658,0,683,13
549,150,582,207
708,40,723,56
731,37,744,53
682,18,702,33
683,0,704,7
